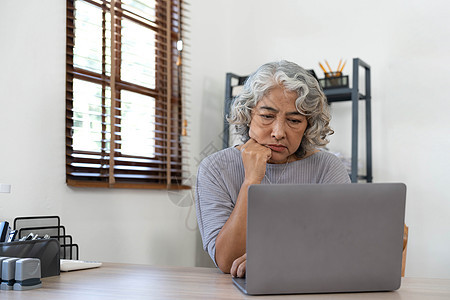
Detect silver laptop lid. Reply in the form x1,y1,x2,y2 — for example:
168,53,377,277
245,183,406,295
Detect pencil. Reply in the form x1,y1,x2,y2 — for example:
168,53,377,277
318,62,327,74
336,59,342,73
339,60,347,72
324,60,333,73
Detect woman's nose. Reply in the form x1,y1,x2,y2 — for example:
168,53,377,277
271,119,286,140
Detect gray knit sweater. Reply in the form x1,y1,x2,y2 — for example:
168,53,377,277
195,147,351,265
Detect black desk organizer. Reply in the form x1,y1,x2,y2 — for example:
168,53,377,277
0,238,60,277
13,215,79,260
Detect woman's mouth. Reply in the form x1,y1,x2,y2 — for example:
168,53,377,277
267,144,287,152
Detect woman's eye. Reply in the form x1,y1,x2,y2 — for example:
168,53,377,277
260,114,274,119
288,119,302,123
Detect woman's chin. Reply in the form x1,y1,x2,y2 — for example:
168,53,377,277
268,154,289,164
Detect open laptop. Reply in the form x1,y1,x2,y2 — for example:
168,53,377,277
232,183,406,295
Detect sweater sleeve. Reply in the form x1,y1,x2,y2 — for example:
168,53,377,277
195,156,235,266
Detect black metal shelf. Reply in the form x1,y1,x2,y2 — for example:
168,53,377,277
223,73,248,149
324,58,372,183
325,89,365,103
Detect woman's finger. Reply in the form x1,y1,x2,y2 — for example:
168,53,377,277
231,253,247,277
236,259,246,278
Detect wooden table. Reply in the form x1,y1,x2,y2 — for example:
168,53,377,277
1,263,450,299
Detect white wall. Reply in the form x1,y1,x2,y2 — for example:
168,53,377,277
189,0,450,278
1,0,449,278
0,0,198,267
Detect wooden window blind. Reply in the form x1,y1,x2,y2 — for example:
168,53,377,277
66,0,189,189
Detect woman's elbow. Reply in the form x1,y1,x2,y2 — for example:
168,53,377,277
215,253,232,274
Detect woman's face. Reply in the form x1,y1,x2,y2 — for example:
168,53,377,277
249,86,308,164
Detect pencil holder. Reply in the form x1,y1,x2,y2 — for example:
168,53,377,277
319,75,349,89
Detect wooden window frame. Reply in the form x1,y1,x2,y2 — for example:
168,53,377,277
66,0,188,189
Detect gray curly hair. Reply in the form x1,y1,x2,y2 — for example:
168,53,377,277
227,60,333,158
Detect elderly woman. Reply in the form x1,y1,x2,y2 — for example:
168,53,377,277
195,60,350,278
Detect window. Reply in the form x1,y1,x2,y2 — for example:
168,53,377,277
66,0,188,189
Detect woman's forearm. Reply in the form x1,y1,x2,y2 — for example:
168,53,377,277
215,180,256,273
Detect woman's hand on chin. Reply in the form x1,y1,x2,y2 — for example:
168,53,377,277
239,139,272,184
